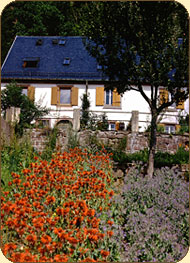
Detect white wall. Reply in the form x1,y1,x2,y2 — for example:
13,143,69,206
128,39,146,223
1,82,188,131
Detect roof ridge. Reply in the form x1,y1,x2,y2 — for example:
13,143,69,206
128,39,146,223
16,35,86,38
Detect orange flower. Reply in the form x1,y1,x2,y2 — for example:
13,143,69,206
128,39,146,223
107,230,114,237
45,195,56,204
3,243,17,256
100,250,110,257
41,234,52,244
54,254,68,262
81,257,97,262
107,220,114,226
26,234,37,244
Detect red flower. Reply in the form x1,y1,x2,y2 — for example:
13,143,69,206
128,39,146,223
41,234,52,244
101,250,110,257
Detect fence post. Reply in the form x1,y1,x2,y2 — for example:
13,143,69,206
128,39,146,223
73,109,80,131
131,111,139,133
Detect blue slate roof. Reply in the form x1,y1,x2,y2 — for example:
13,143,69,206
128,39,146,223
1,36,105,81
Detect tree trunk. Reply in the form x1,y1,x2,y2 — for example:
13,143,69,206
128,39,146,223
147,111,157,178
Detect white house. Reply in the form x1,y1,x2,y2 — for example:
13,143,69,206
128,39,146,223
1,36,188,132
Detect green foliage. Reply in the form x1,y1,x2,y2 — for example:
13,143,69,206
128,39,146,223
80,93,91,129
110,147,189,168
80,93,109,131
1,135,38,190
97,113,109,131
66,127,79,150
178,114,189,134
1,1,86,62
41,127,59,160
81,1,188,175
1,81,49,135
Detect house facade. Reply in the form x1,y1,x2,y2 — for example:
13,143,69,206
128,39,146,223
1,36,188,132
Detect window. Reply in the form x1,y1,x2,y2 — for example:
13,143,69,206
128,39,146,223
52,39,58,45
23,58,39,68
36,39,43,46
106,90,113,105
97,64,102,70
165,125,175,134
63,58,70,65
60,88,71,104
38,119,50,128
51,86,78,106
59,39,66,45
109,123,116,131
20,86,35,101
22,87,28,96
96,87,121,107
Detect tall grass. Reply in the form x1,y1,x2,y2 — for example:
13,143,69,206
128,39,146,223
1,133,38,190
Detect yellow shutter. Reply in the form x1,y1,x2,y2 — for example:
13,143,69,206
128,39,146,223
113,88,121,107
176,101,184,110
28,86,35,101
159,88,168,105
176,124,181,132
71,87,78,106
96,87,104,106
116,121,119,130
51,86,58,105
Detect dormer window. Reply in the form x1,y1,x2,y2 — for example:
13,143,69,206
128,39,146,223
36,39,43,46
97,64,102,70
59,39,66,45
52,39,59,45
23,58,39,68
63,58,70,65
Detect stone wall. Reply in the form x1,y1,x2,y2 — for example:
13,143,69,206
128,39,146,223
26,128,189,154
25,129,49,152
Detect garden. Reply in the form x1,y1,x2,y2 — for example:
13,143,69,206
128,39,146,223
1,134,189,262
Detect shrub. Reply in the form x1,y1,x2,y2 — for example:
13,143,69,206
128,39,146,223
109,147,189,168
114,167,189,262
1,81,49,135
40,127,59,160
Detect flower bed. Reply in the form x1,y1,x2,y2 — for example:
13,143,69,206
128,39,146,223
1,148,120,262
113,167,189,262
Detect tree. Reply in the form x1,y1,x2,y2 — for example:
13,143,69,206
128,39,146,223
81,1,189,177
1,1,84,63
80,93,91,129
1,82,49,135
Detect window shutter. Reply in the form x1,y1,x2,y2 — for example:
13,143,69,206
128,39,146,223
71,87,78,106
176,124,181,132
176,100,184,110
96,87,104,106
28,86,35,101
51,86,58,105
113,88,121,107
159,88,168,105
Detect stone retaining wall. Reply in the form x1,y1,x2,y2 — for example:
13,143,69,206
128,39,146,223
26,128,189,154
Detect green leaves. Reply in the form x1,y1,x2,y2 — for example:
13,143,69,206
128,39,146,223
1,82,49,135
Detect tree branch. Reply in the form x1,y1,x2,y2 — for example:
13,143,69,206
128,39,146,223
138,83,152,109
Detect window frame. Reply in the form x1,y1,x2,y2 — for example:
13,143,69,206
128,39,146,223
57,85,72,107
22,58,39,68
165,124,176,134
21,87,28,96
108,122,116,131
105,90,113,106
59,87,71,105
